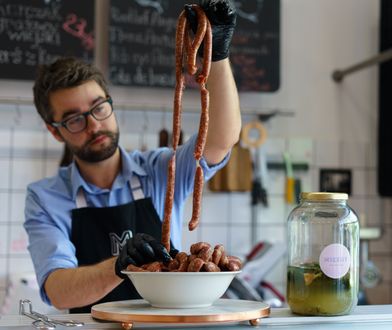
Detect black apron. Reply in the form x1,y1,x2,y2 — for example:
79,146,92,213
70,176,164,313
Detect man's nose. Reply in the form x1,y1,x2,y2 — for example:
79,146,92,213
85,113,101,133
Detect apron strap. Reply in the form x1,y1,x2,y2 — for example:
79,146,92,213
75,176,145,209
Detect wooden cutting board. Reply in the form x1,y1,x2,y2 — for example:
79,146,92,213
208,143,253,192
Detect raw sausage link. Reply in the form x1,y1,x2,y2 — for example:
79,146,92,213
143,261,163,272
161,153,176,251
203,261,221,272
168,259,180,271
212,244,225,265
175,11,187,78
187,257,205,272
175,251,190,271
172,74,184,150
178,259,190,272
126,264,147,272
172,11,186,150
197,20,212,85
188,165,204,231
161,5,212,253
190,241,211,254
193,87,209,160
226,258,242,271
127,242,242,272
187,5,207,75
197,246,213,262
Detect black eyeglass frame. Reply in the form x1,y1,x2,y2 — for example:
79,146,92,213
50,97,113,133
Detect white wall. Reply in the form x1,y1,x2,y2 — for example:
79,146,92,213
1,0,391,312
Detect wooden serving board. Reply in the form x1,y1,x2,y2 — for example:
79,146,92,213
91,299,270,329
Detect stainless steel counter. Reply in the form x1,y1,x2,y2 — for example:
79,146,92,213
1,305,392,329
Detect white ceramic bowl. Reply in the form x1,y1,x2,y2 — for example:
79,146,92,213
121,271,241,308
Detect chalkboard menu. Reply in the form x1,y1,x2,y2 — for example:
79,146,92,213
109,0,280,92
0,0,94,80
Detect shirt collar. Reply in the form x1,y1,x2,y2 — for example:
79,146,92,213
69,146,147,200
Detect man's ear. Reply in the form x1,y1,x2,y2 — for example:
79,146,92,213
46,123,65,142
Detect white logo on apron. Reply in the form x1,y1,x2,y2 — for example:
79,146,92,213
109,230,133,256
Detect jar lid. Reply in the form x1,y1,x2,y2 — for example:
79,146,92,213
300,192,348,200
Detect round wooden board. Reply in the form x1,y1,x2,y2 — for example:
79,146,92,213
91,299,270,325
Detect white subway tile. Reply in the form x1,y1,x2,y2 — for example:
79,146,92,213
13,130,45,149
14,106,43,129
267,171,285,195
364,198,383,227
45,132,61,149
0,258,6,287
294,171,312,195
365,141,377,168
0,225,8,255
144,133,160,150
119,133,140,151
9,225,29,256
0,160,10,189
200,225,229,251
352,169,378,197
371,255,391,282
264,138,286,157
381,199,392,226
310,168,320,191
315,140,340,167
0,131,11,149
229,193,251,224
8,257,35,274
0,193,8,222
45,159,61,177
257,197,286,224
200,194,229,225
348,197,367,224
369,225,392,254
264,257,288,286
227,225,251,257
257,224,287,244
10,193,26,224
181,226,201,253
11,159,45,190
341,141,368,168
288,138,314,164
0,106,18,129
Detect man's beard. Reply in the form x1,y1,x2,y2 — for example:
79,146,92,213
67,129,120,163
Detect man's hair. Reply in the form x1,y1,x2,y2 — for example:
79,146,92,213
33,57,109,123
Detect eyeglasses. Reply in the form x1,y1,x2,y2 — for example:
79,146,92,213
51,97,113,133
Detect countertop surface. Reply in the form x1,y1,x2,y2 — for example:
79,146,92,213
1,304,392,329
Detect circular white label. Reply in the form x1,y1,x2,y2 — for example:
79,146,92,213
319,243,350,279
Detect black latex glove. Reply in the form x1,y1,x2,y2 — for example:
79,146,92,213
184,0,237,61
115,233,172,279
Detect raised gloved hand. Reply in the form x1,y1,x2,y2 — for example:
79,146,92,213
184,0,237,61
115,233,177,279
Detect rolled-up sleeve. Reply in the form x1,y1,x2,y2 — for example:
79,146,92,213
24,186,77,305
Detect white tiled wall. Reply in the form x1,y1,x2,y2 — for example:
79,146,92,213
0,0,389,310
0,101,389,312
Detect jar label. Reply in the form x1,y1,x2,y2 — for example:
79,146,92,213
319,243,350,279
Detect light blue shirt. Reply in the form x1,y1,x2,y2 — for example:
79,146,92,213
24,134,229,304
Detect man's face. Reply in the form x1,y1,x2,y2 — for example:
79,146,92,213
48,80,119,163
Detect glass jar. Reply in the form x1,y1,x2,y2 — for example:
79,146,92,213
286,192,359,316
